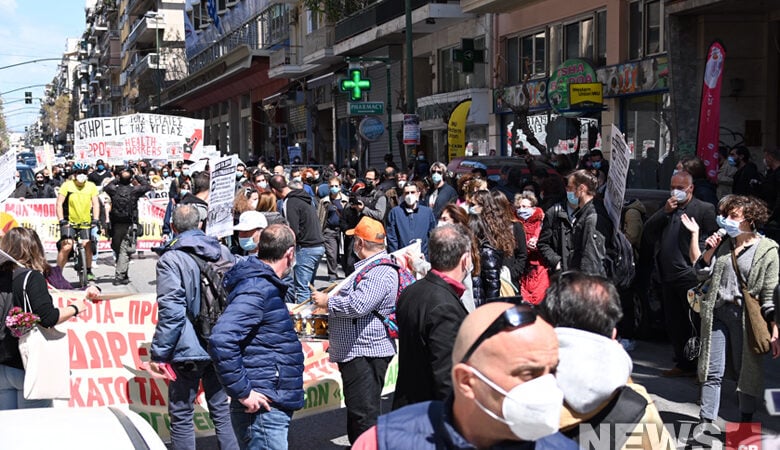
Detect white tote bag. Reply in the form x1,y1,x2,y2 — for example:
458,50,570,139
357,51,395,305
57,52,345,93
17,272,70,400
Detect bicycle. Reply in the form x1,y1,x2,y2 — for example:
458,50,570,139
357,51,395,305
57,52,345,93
61,222,99,288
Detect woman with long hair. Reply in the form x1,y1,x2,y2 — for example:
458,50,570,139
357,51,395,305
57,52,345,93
0,227,95,410
256,190,278,213
489,190,528,290
690,195,779,433
439,204,480,312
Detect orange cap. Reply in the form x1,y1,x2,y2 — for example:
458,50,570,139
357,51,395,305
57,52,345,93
346,216,386,244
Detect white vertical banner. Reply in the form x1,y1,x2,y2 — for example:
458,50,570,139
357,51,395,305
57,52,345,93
603,124,631,232
206,155,237,238
0,151,17,202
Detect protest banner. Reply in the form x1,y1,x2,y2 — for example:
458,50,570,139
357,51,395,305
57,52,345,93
0,198,165,252
206,155,236,238
74,114,204,165
603,124,631,232
50,290,397,442
0,150,16,202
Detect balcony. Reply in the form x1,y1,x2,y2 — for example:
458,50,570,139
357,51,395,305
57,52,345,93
334,0,474,56
126,0,152,17
130,53,162,78
124,15,164,52
460,0,541,14
268,47,318,78
303,24,341,66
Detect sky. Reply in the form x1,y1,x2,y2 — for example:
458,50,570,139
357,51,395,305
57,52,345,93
0,0,86,133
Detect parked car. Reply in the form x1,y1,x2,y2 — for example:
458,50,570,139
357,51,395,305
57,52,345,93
17,151,36,167
447,156,557,183
16,163,34,187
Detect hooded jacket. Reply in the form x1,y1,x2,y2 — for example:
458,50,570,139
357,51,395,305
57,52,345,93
556,328,670,450
537,201,573,272
150,229,234,363
208,256,305,410
283,189,324,247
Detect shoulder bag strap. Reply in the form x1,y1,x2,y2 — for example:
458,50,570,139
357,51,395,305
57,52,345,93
20,270,33,314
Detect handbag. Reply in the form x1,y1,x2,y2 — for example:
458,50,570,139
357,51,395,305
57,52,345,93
687,279,710,313
731,248,771,355
17,272,70,400
683,309,701,361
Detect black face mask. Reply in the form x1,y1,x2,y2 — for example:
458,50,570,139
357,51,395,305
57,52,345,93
36,179,44,185
120,176,132,185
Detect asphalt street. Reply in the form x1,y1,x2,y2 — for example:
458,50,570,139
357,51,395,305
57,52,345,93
63,249,780,448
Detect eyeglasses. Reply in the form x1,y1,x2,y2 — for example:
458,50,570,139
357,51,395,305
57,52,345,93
460,305,537,363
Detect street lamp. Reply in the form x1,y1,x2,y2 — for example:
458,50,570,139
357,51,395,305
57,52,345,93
144,10,164,111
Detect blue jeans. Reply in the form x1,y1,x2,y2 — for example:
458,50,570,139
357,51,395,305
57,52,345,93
0,364,52,410
700,303,756,420
292,245,325,303
231,404,293,450
168,360,239,450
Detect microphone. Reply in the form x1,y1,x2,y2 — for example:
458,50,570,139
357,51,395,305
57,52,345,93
706,229,728,250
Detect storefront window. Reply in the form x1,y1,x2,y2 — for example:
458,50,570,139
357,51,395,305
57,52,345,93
623,93,670,162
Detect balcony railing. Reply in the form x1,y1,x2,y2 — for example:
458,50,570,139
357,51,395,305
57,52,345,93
335,0,434,42
303,24,335,59
270,47,297,68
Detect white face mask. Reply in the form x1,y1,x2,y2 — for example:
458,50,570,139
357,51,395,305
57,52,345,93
282,254,296,278
470,369,563,442
250,200,259,210
671,188,687,202
76,174,88,184
404,193,417,206
397,180,407,189
437,220,447,228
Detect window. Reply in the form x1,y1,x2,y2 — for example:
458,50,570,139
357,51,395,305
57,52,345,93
629,0,664,60
505,31,546,84
596,11,607,66
307,9,323,34
439,37,487,92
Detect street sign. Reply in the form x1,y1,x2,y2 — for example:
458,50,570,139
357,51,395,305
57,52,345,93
348,102,385,116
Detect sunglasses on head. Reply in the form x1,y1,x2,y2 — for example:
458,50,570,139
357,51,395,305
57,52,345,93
460,304,537,363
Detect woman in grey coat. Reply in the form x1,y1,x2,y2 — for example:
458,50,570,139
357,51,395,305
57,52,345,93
687,195,779,429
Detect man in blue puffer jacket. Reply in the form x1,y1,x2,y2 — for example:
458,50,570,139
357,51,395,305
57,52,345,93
209,223,305,450
149,204,238,450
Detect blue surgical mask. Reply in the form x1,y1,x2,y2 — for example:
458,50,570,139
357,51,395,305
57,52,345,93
97,164,105,171
727,156,737,167
180,189,190,196
671,189,687,202
723,218,744,238
162,171,169,177
182,169,191,177
329,186,340,195
517,207,534,220
173,171,181,177
592,161,602,169
239,236,257,251
716,215,727,229
566,190,578,205
431,173,443,184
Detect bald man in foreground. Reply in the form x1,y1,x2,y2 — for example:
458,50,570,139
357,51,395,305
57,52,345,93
353,302,578,449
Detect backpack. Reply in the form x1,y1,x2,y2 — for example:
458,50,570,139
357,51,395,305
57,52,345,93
187,253,235,347
352,257,416,339
110,184,138,223
605,230,636,290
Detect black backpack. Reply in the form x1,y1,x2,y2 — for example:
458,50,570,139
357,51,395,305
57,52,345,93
110,184,138,223
605,231,636,290
187,253,234,347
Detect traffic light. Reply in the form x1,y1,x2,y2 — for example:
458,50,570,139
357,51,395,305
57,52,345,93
24,92,32,104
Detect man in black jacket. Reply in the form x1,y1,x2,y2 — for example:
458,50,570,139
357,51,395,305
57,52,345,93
392,224,471,410
565,170,612,277
644,170,717,377
104,170,152,285
270,174,325,303
538,196,576,274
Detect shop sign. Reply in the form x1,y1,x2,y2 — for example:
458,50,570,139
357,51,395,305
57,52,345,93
495,79,549,112
569,83,603,108
403,114,420,145
597,55,669,97
547,59,598,114
358,116,385,142
349,101,384,116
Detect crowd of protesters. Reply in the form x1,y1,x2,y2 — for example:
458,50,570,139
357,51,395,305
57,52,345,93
3,143,780,448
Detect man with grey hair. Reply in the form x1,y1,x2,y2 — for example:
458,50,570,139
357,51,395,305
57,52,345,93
149,204,238,450
424,162,457,218
392,224,472,410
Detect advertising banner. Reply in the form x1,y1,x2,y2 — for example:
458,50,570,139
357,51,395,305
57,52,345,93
206,155,237,238
74,114,204,165
0,198,165,252
403,114,420,145
447,99,472,159
696,41,726,184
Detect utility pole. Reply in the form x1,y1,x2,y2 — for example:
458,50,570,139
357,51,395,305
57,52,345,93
404,0,415,169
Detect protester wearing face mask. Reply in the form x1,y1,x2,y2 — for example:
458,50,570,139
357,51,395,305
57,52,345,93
231,187,260,254
317,176,349,282
424,162,458,219
30,172,56,199
730,146,761,196
88,159,112,186
681,195,780,441
515,192,547,305
564,170,613,278
233,211,268,255
386,181,436,258
56,162,101,280
9,171,32,199
643,170,718,377
354,302,577,449
392,224,473,410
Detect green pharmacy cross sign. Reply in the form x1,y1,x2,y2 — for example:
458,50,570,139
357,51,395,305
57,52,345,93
340,69,371,101
452,38,485,73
